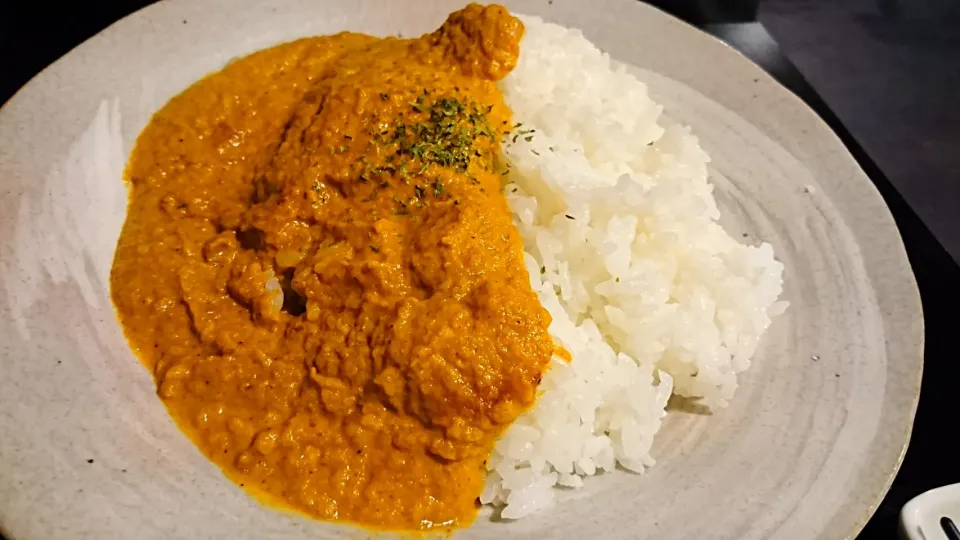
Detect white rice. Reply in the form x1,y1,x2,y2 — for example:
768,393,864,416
481,17,788,519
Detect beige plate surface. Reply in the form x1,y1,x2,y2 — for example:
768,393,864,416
0,1,923,539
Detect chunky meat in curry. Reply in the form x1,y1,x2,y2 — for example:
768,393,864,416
110,4,555,531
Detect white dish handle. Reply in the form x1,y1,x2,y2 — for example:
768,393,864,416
901,483,960,540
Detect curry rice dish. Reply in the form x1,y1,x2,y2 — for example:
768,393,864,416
111,2,788,533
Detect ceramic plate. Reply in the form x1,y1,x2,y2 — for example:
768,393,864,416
0,1,923,538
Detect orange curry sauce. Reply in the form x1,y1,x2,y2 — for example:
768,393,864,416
110,4,555,531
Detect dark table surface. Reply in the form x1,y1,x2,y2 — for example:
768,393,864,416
1,1,956,538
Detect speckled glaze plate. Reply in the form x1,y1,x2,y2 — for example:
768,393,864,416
0,1,923,539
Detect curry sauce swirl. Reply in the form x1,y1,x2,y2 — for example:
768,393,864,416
111,4,554,531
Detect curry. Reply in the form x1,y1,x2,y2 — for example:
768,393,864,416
110,4,555,531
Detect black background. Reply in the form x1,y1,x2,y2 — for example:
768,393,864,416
2,1,957,538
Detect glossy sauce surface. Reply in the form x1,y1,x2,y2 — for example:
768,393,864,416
110,4,556,531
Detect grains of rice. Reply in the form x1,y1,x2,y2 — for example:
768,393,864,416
481,16,787,519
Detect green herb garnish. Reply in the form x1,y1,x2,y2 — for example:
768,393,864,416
383,95,496,174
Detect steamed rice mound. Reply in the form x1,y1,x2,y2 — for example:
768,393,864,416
480,16,787,519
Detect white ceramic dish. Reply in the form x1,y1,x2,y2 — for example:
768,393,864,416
902,484,960,540
0,1,923,539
